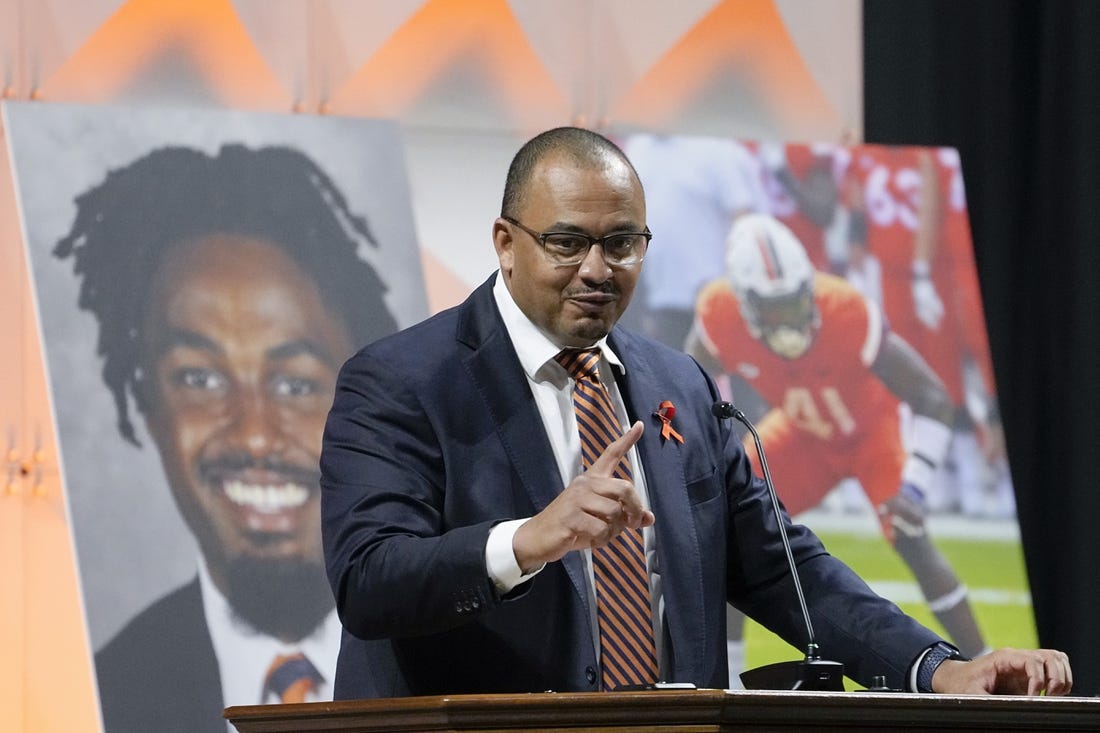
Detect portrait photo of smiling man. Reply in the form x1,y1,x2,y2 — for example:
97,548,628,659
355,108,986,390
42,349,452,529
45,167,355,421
4,103,426,733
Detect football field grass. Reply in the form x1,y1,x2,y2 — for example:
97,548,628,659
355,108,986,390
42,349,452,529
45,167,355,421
741,511,1035,689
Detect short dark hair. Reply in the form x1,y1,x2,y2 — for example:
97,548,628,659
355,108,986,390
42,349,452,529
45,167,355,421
500,126,641,219
54,143,398,445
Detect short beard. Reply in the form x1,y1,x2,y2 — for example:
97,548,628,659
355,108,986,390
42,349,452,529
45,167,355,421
222,555,335,642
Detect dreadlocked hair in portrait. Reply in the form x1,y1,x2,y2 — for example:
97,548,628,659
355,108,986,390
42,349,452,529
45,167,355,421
53,144,399,446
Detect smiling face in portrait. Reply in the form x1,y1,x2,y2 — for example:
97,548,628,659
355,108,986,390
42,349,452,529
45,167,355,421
138,234,352,611
493,151,646,348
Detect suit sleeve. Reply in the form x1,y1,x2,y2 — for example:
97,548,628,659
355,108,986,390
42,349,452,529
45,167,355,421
320,348,504,641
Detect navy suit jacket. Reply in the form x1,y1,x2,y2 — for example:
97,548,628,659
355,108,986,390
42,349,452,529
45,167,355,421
95,579,225,733
321,275,941,698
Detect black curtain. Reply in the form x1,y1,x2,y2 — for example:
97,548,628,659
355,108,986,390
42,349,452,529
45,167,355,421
864,0,1100,695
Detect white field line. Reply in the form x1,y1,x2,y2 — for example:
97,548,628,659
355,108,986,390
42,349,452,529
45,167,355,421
866,580,1032,607
795,507,1022,542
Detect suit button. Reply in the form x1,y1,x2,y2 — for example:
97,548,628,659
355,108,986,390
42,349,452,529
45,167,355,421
585,666,598,685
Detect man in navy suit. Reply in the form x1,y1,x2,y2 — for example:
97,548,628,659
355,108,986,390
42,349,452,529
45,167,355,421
321,127,1071,698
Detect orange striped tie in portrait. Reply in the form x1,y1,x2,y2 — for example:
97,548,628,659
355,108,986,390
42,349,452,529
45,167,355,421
555,348,659,690
264,652,323,704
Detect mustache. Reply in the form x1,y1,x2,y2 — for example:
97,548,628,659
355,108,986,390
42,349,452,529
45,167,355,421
197,452,321,487
564,283,620,297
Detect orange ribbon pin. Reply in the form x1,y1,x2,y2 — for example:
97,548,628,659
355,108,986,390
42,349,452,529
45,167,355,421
653,400,684,444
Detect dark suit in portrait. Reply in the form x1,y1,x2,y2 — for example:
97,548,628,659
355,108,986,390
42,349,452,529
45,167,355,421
95,580,224,733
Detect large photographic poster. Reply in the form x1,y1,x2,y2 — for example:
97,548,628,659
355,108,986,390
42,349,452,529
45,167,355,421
4,101,427,731
621,133,1029,684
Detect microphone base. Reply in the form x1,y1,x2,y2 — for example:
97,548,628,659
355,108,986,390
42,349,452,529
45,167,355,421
739,658,845,692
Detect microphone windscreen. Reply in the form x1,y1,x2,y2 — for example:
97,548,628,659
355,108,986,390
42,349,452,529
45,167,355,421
711,401,734,419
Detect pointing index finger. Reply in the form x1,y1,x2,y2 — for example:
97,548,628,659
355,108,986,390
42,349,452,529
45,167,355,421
587,421,644,477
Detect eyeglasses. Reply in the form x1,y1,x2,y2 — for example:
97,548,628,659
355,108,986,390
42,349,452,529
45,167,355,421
502,216,651,268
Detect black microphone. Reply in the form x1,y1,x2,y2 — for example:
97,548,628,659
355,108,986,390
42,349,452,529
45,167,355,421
712,400,845,691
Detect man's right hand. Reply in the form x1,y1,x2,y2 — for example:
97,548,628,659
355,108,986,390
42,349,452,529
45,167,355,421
512,421,654,573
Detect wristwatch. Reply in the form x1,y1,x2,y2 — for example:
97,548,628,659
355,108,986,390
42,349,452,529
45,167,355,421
917,642,963,692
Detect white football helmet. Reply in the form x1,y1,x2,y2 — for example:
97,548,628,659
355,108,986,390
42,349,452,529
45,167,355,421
725,213,819,359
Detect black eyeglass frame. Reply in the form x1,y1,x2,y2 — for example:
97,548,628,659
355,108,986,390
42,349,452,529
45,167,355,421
502,216,652,268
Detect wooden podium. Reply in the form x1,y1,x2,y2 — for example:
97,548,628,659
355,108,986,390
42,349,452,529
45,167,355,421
225,689,1100,732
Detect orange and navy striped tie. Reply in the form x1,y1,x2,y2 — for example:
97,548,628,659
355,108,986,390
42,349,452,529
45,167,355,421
264,653,323,704
555,348,659,690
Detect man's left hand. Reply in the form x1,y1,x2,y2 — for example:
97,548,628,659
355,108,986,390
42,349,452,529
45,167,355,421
932,648,1073,696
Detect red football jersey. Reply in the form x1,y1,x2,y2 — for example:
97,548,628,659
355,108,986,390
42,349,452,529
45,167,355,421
695,272,908,519
752,142,849,272
848,144,976,403
696,272,896,443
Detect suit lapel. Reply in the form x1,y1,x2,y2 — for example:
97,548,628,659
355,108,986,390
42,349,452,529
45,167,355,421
610,329,708,682
456,277,593,618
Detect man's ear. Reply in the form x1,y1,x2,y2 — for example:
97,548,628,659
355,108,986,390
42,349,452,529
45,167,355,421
492,218,514,275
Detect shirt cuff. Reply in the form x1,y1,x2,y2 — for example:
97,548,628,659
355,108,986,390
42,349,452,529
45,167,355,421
486,518,544,593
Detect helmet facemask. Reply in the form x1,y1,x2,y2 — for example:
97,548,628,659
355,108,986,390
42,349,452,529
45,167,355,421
741,282,819,359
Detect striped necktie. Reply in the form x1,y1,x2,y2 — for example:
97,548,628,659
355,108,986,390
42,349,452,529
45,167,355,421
263,652,323,704
555,348,659,690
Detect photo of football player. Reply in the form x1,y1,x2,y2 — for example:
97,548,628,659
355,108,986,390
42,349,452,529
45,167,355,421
687,213,989,680
620,132,768,350
4,102,425,732
846,146,1011,518
754,141,852,275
